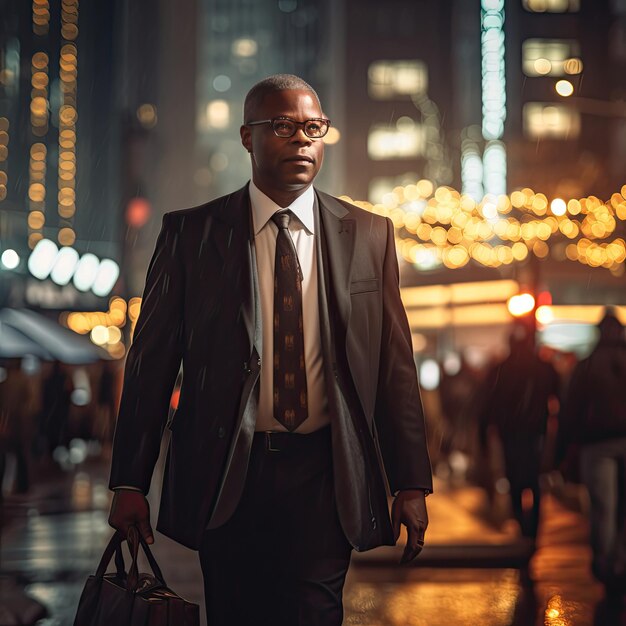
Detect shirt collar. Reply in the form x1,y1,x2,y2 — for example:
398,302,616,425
249,180,315,236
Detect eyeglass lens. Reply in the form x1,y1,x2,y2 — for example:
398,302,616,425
272,119,328,138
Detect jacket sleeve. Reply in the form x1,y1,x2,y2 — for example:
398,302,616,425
109,213,184,493
373,217,433,494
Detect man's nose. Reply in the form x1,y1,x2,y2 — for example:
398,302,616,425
290,127,312,144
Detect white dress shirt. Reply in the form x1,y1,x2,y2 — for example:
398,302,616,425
249,180,330,433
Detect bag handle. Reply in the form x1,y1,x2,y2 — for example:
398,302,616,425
125,525,167,591
94,531,126,579
93,527,167,592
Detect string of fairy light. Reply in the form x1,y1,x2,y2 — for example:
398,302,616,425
342,182,626,276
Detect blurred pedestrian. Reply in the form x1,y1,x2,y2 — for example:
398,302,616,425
479,324,560,540
0,359,34,495
557,308,626,596
40,360,72,454
438,352,481,480
107,74,432,626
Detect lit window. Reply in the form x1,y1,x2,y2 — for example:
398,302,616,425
232,38,258,58
205,100,230,129
523,103,580,139
368,61,428,99
368,120,425,160
522,0,580,12
522,39,582,76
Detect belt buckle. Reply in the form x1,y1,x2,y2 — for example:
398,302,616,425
265,431,280,453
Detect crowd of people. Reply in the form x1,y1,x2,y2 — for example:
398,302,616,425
430,307,626,599
0,359,120,500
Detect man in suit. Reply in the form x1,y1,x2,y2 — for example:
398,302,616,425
108,74,432,626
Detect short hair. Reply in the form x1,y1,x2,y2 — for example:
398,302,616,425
243,74,321,123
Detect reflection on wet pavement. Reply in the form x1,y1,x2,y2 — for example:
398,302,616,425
345,570,520,625
1,462,623,626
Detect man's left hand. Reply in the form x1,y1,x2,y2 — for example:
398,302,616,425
391,489,429,564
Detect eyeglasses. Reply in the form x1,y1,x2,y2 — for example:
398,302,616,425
246,116,331,139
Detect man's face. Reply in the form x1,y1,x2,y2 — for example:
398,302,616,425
240,89,325,201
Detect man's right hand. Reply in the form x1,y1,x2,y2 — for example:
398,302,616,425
108,489,154,545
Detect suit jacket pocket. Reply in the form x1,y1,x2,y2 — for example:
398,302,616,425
350,278,379,295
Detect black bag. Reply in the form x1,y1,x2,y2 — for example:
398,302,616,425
73,526,199,626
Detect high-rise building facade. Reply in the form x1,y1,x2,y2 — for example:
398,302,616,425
0,0,123,307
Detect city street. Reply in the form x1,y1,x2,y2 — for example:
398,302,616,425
1,449,623,626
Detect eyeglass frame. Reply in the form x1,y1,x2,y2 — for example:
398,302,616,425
245,116,331,139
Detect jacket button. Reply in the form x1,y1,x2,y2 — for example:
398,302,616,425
257,358,262,366
217,426,225,439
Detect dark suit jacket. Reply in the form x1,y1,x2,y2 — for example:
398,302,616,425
109,184,432,551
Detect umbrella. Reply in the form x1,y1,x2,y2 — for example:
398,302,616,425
0,321,53,360
0,308,107,365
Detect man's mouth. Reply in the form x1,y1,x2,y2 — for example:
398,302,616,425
285,155,314,164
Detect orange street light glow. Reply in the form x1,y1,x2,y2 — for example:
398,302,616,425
507,293,535,317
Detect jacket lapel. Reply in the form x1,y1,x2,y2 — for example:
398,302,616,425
209,185,255,353
316,190,355,336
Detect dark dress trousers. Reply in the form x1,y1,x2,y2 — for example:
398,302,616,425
109,185,433,552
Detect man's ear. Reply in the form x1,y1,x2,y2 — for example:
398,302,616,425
240,125,252,153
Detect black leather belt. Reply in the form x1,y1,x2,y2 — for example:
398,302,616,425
254,424,331,454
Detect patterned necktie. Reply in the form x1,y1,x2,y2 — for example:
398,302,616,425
271,210,308,431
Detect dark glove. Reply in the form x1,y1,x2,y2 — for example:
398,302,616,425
108,489,154,544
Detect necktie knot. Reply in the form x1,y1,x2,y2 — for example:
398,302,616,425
271,210,291,230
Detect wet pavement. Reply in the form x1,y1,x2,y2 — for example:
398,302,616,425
1,452,624,626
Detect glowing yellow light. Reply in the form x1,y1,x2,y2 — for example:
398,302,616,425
31,72,49,89
28,211,45,229
482,202,498,219
107,326,122,344
416,179,434,198
91,325,109,345
532,194,548,214
550,198,566,216
534,58,552,75
508,293,535,317
128,298,142,321
137,103,157,129
58,227,76,246
32,52,49,69
536,306,554,325
536,222,552,240
555,80,574,97
533,240,549,257
431,226,448,246
564,58,583,74
511,191,525,208
30,97,48,116
28,183,45,202
232,38,258,57
59,105,77,125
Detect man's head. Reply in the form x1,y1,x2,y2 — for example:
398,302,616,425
240,74,327,207
598,307,624,341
